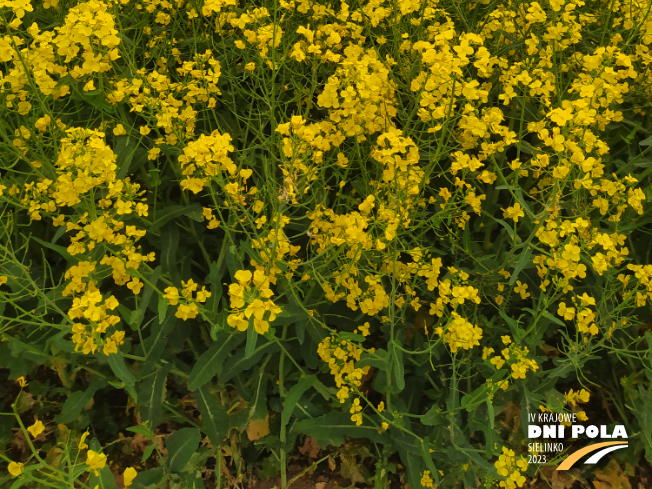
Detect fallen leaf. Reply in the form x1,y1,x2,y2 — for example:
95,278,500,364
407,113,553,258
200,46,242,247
593,459,632,489
246,415,270,441
299,436,320,459
340,452,365,484
552,468,583,489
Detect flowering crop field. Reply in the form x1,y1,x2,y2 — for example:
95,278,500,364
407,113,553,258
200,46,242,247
2,0,652,487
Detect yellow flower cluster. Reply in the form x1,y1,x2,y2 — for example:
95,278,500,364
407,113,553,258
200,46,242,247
228,7,284,63
564,388,590,421
494,447,528,489
275,115,344,204
441,312,483,353
163,278,211,321
250,215,301,279
316,44,397,142
227,269,281,335
177,129,237,195
557,293,599,336
317,334,372,410
484,336,539,381
429,267,480,318
420,469,435,488
10,128,154,355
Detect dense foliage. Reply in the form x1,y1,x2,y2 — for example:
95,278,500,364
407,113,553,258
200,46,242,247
2,0,652,487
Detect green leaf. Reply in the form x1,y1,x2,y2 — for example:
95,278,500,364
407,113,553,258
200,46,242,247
130,468,165,489
292,412,384,448
357,348,389,370
541,309,565,327
220,341,278,385
339,332,366,343
461,383,489,412
389,340,405,391
421,405,444,426
9,479,30,489
640,135,652,146
55,378,103,424
115,135,136,181
420,437,440,484
144,314,179,364
148,204,203,234
245,322,257,359
160,224,180,283
141,443,157,464
508,245,533,286
498,309,525,344
166,427,201,473
630,385,652,464
158,295,168,325
106,352,137,400
487,399,495,429
131,266,161,329
282,375,315,426
544,389,565,413
126,426,154,438
225,243,241,280
188,333,244,391
195,385,228,446
138,364,171,429
31,236,75,262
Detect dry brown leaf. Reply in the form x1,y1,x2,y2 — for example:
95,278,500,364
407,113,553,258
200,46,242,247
339,452,365,484
46,446,63,468
246,415,270,441
551,468,583,489
593,459,632,489
130,432,149,453
11,429,30,458
315,483,327,489
298,436,320,459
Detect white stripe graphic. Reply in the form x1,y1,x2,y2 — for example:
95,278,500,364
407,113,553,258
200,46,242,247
584,444,628,464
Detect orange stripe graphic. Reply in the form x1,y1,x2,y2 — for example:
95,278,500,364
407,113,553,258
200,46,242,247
556,441,628,470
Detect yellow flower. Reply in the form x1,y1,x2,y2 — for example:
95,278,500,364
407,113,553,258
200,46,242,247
127,278,143,294
35,114,51,131
27,419,45,438
502,203,525,222
359,322,370,336
16,376,28,387
163,287,180,306
421,470,434,488
245,298,266,320
8,461,24,477
86,450,107,474
381,422,389,430
513,281,530,299
175,303,199,321
79,430,90,449
123,467,137,487
234,269,252,284
0,276,7,286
